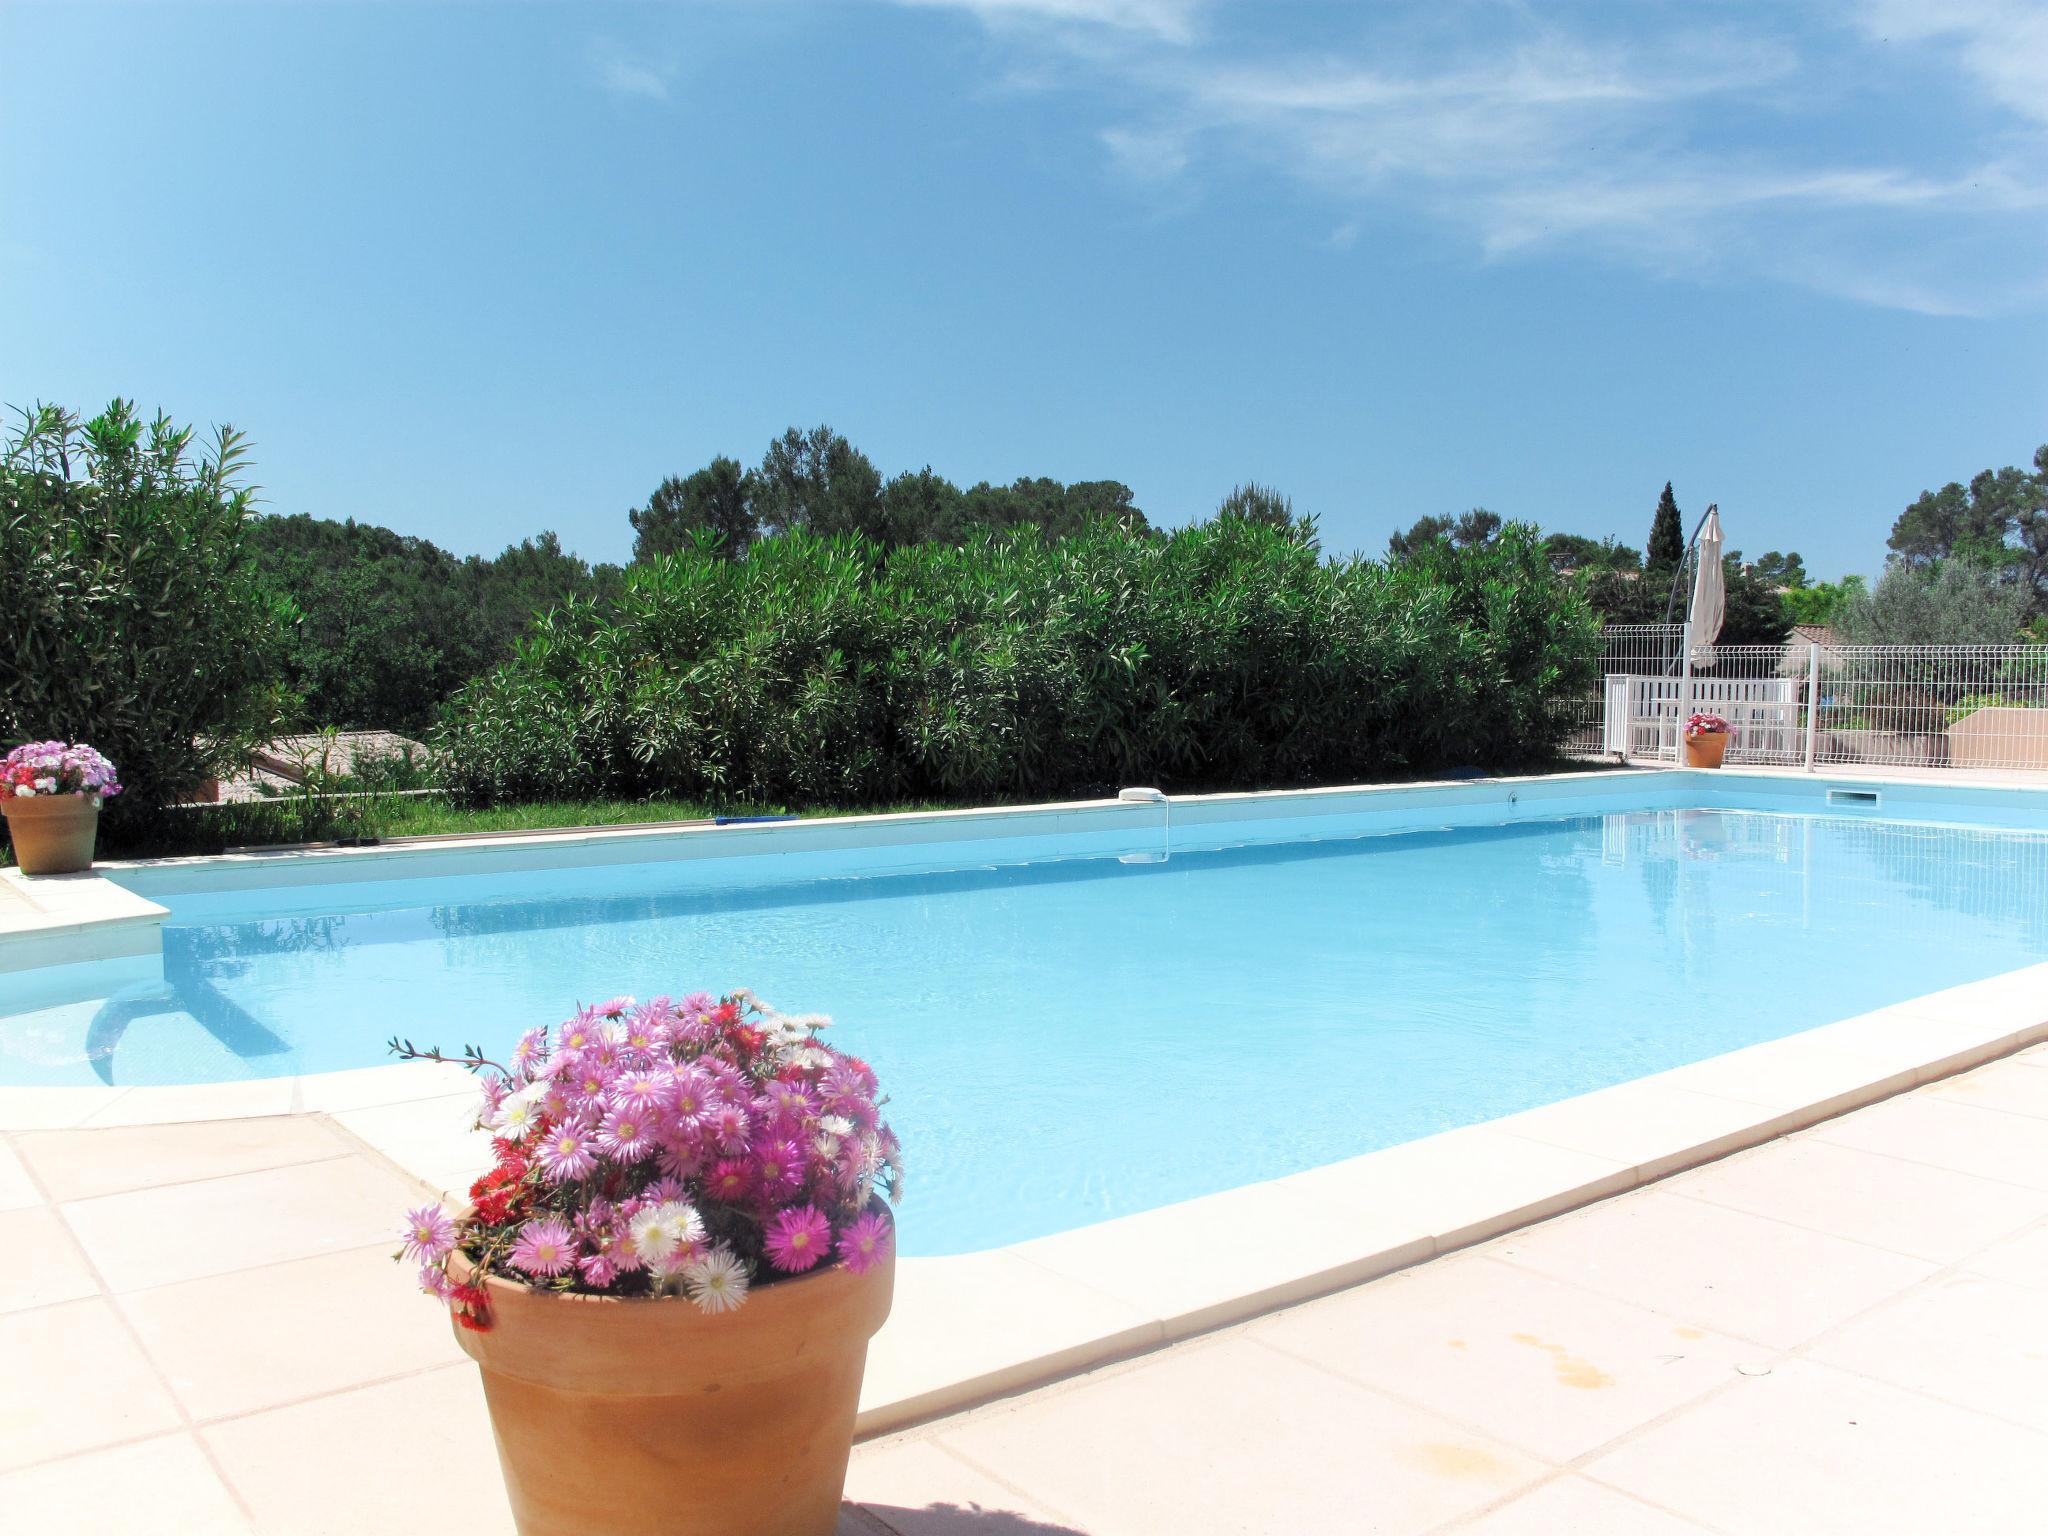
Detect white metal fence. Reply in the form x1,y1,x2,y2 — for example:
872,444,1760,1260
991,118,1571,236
1559,624,1684,757
1581,631,2048,776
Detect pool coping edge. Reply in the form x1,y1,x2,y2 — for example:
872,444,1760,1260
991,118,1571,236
9,961,2038,1437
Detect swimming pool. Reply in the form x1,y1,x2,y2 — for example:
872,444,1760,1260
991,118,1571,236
5,774,2047,1254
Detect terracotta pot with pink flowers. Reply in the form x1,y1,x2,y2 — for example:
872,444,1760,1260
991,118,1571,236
3,741,122,875
394,991,902,1536
1682,712,1731,769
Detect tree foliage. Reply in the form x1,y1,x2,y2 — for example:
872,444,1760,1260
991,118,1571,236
1782,575,1867,628
1886,445,2048,613
246,517,622,734
632,427,1149,553
1647,481,1685,569
1387,508,1502,560
1,401,292,838
1836,559,2031,646
751,425,885,540
438,519,1600,808
629,457,755,562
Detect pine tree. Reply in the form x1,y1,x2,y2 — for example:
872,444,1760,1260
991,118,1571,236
1647,482,1685,568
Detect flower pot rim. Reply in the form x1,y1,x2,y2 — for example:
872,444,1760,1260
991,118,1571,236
448,1244,881,1308
447,1239,895,1394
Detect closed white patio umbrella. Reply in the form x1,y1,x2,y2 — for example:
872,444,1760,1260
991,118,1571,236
1687,504,1725,667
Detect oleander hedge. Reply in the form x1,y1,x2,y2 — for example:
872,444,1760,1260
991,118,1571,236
437,516,1601,808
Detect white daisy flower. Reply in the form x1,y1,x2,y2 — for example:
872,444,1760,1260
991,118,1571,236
683,1248,750,1314
488,1083,545,1134
627,1200,704,1269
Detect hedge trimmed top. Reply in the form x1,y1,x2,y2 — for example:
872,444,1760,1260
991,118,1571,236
438,516,1601,808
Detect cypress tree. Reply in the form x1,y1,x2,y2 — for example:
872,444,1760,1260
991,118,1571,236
1647,482,1685,568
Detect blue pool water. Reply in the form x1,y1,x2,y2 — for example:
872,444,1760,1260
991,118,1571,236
5,806,2047,1253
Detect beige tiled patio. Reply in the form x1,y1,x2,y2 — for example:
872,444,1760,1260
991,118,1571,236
5,1045,2047,1535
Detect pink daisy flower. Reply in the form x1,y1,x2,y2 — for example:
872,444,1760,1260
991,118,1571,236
538,1118,599,1183
599,1105,653,1162
556,1010,602,1054
706,1159,753,1204
578,1252,618,1288
510,1026,549,1076
838,1209,893,1275
509,1216,579,1279
709,1102,752,1155
418,1262,453,1299
759,1080,817,1124
611,1069,671,1115
668,1070,713,1129
763,1204,832,1273
399,1202,457,1264
752,1138,806,1197
655,1136,704,1181
622,1002,670,1054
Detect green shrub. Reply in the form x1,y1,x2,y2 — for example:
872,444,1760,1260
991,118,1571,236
1,401,293,844
1943,691,2043,727
438,518,1601,807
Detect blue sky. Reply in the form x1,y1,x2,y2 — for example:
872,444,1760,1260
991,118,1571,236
3,1,2044,579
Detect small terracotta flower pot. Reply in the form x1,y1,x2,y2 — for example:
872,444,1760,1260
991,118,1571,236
1683,731,1730,769
2,793,101,875
448,1246,894,1536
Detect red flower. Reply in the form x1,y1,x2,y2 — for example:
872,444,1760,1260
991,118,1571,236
450,1282,492,1332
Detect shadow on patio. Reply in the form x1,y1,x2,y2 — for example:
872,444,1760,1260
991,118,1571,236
845,1503,1093,1535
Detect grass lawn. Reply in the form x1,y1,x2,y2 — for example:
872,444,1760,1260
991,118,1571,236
370,795,969,840
9,758,1611,865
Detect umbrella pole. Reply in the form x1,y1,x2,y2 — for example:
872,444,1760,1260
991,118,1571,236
1677,620,1695,764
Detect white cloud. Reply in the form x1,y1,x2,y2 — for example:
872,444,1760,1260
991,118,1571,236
589,39,676,102
1850,0,2048,125
1101,124,1190,182
892,1,2048,313
896,0,1205,43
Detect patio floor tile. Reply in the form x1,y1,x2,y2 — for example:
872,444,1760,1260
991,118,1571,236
327,1093,491,1198
1247,1254,1762,1463
0,1298,184,1472
1449,1474,1714,1534
203,1364,512,1535
1661,1137,2048,1262
16,1114,353,1203
1922,1057,2048,1118
61,1155,418,1292
861,1251,1160,1429
1582,1358,2048,1535
1802,1092,2048,1190
1960,1216,2048,1292
0,1433,253,1535
929,1335,1546,1536
1486,1188,1937,1348
0,1203,101,1314
119,1243,465,1421
1805,1272,2048,1432
0,1137,40,1210
846,1437,1084,1535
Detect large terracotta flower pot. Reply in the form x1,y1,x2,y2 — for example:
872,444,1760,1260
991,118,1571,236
448,1247,894,1536
2,793,100,875
1683,731,1730,769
